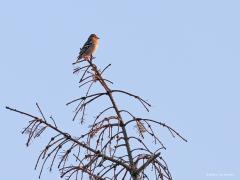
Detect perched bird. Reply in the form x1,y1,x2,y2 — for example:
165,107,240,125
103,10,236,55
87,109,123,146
77,34,99,61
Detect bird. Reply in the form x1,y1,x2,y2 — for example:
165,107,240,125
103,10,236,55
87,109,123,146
77,34,99,61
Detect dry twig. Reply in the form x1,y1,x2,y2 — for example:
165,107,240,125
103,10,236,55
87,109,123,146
6,57,186,179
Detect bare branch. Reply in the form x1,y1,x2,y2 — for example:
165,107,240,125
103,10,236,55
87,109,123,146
7,52,186,180
136,152,161,174
6,106,131,172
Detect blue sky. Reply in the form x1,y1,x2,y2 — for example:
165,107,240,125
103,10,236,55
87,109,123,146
1,0,240,179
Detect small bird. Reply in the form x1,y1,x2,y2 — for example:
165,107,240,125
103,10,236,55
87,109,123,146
77,34,99,61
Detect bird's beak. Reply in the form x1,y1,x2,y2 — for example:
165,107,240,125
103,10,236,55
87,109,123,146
96,36,100,39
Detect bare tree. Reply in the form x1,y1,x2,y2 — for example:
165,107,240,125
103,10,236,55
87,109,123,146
6,55,187,179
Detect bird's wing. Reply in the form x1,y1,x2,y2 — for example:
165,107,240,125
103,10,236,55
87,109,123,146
78,39,93,60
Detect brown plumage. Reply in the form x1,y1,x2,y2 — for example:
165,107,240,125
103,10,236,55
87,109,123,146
77,34,99,61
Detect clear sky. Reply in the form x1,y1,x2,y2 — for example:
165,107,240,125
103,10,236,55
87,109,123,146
1,0,239,179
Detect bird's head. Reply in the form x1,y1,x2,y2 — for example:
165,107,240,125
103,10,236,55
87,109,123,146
89,34,100,40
